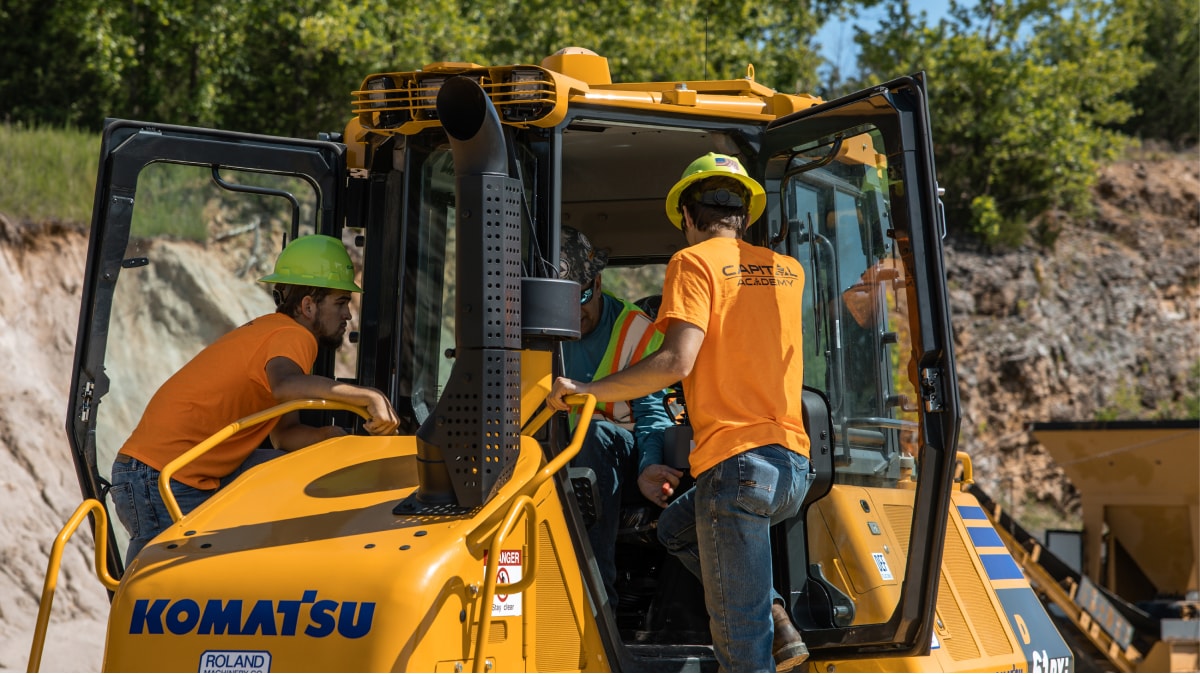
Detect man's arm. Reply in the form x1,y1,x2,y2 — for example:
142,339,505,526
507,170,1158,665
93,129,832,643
631,387,684,507
631,387,672,471
269,411,347,452
547,319,704,410
265,357,400,438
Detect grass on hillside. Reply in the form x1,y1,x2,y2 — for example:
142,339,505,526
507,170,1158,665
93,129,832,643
0,123,99,225
2,124,309,241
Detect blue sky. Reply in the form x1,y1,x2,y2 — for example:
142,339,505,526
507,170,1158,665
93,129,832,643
814,0,952,77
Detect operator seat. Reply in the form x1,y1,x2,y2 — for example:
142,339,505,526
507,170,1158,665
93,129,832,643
772,388,852,629
633,294,662,319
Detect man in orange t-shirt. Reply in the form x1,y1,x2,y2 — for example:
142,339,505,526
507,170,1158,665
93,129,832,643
110,235,399,561
547,153,811,672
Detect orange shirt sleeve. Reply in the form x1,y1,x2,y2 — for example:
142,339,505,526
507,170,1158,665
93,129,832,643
655,251,712,335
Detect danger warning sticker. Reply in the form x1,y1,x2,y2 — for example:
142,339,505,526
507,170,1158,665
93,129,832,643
488,550,523,617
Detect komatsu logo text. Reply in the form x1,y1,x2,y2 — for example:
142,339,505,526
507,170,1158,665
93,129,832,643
129,590,375,638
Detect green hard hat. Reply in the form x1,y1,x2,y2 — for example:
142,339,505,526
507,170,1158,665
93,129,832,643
665,152,766,230
258,234,363,293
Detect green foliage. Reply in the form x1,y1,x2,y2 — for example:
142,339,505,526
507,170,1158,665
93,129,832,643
850,0,1152,245
472,0,827,93
0,1,831,138
1095,361,1200,421
0,0,131,129
1095,379,1144,421
1118,0,1199,146
969,194,1002,242
0,124,98,224
1157,360,1200,420
1,0,1190,236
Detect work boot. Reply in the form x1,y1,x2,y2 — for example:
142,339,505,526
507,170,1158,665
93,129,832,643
772,601,809,672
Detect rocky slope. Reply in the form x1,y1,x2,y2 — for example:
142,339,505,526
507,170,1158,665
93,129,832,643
949,153,1199,523
0,152,1196,672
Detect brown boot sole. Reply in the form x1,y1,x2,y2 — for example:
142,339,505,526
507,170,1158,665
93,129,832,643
774,642,809,672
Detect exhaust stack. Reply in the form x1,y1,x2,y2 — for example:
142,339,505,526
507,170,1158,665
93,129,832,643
409,77,523,509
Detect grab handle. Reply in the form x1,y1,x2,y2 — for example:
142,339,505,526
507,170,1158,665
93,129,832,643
473,495,537,672
956,451,975,490
28,499,120,672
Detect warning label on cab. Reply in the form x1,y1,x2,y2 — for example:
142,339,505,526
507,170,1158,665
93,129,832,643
488,549,523,617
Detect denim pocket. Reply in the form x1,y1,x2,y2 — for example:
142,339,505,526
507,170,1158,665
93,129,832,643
734,450,782,517
107,480,140,541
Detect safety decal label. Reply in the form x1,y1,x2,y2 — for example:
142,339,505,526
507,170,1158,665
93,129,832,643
872,552,894,581
489,549,523,617
199,650,271,673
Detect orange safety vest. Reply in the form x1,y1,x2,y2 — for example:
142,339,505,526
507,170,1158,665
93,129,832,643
572,295,664,430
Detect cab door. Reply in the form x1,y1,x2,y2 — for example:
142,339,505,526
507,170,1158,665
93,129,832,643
66,120,348,577
757,75,961,658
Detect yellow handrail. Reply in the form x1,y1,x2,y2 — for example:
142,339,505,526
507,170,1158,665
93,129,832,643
522,394,597,496
473,494,537,673
158,399,371,522
28,499,120,673
956,450,975,490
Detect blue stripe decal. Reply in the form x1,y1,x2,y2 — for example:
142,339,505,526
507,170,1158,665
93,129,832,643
967,526,1004,548
980,553,1025,580
957,505,988,520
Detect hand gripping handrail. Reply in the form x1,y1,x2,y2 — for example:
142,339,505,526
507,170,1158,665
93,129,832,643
158,399,371,522
472,494,537,673
28,499,120,673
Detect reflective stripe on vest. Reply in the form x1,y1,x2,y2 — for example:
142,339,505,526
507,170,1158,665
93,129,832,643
588,296,664,428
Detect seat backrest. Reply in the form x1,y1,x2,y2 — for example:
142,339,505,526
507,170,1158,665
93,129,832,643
633,294,662,319
800,388,834,504
771,387,841,629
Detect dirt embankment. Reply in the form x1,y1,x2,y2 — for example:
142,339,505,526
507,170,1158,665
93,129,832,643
0,152,1196,672
0,221,106,672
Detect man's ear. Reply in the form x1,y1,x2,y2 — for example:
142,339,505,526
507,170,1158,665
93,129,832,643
300,295,316,319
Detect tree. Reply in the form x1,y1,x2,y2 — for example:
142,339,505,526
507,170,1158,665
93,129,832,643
453,0,832,96
0,0,132,128
851,0,1152,245
1118,0,1199,146
1,0,843,136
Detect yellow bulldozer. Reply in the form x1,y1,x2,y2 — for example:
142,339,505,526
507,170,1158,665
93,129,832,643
30,48,1074,672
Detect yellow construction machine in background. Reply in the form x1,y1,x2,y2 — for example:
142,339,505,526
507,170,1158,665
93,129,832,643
975,421,1198,673
31,48,1075,672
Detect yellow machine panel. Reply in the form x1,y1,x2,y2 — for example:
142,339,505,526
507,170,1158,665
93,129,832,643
104,432,607,672
808,487,1073,673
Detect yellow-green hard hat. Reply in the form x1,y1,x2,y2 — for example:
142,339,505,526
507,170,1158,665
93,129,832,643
665,152,766,229
258,234,363,292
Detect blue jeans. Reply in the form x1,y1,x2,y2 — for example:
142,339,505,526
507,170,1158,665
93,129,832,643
657,444,812,672
571,419,636,605
109,448,284,562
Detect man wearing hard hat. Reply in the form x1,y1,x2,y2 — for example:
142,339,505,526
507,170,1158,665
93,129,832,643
111,235,400,561
548,154,811,671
